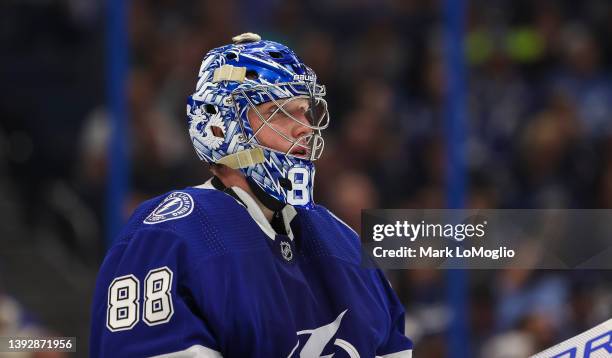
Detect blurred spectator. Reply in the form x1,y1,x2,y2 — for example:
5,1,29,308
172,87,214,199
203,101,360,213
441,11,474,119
552,24,612,137
325,171,379,234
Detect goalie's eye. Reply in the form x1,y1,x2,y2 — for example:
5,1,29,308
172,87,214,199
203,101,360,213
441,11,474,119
265,106,277,115
270,109,289,121
265,107,280,117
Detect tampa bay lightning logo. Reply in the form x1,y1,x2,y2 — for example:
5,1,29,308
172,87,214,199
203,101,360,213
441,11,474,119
144,192,194,224
287,309,360,358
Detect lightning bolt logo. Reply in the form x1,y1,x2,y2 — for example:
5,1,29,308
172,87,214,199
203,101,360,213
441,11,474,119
157,197,182,215
144,192,194,225
286,309,360,358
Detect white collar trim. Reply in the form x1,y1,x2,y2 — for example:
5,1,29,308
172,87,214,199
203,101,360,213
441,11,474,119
194,179,296,241
194,179,215,190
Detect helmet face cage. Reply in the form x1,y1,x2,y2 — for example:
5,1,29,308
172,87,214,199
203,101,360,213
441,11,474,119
186,38,330,209
232,83,329,161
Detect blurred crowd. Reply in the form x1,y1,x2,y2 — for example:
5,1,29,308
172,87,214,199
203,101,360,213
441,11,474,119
1,0,611,357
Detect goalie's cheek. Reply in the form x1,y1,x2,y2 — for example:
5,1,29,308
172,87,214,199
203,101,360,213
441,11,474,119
251,123,292,151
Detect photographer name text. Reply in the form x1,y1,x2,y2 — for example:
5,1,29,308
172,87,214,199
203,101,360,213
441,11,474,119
372,246,515,259
370,220,516,260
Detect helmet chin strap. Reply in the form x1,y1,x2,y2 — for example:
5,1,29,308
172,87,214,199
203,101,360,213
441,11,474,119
216,148,265,169
246,177,286,212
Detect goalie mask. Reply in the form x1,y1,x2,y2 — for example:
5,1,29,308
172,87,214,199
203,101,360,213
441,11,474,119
187,33,329,209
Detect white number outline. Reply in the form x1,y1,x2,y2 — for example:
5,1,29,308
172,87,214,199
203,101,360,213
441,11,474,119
106,267,175,332
143,266,174,326
106,274,140,332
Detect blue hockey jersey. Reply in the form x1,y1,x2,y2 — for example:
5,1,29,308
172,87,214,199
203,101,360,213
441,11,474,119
90,180,413,357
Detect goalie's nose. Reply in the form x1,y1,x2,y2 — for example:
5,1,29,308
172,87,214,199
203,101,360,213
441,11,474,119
291,114,314,139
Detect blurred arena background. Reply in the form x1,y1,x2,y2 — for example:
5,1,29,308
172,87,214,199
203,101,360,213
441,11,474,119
1,0,611,357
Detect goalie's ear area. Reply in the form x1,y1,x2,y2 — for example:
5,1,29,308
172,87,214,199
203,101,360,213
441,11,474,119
210,125,224,138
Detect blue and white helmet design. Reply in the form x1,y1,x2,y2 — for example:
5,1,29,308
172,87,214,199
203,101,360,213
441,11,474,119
187,33,329,209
